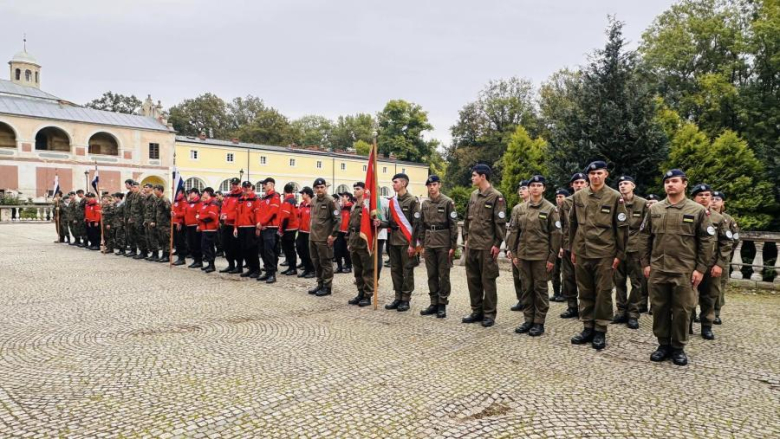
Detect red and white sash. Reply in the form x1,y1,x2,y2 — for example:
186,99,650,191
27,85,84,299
389,195,413,243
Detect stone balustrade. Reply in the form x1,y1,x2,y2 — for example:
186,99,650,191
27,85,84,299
0,204,55,222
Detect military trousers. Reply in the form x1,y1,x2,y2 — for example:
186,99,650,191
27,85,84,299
552,255,562,296
114,224,125,251
238,227,259,272
519,259,550,324
59,218,70,242
156,224,171,256
103,223,114,251
575,256,615,332
310,240,334,288
424,247,451,306
296,232,313,273
715,270,729,317
465,248,499,319
561,250,578,310
388,244,415,301
350,246,374,295
125,218,137,251
697,270,722,327
133,221,147,253
649,270,696,349
511,262,523,302
614,251,644,319
146,224,159,253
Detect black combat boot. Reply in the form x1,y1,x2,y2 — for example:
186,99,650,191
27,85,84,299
189,260,203,269
671,349,688,366
315,287,332,297
713,316,722,325
420,304,437,316
627,318,639,330
133,252,146,260
571,328,595,345
228,266,243,274
219,264,235,273
560,307,579,319
265,274,276,284
397,301,410,312
591,331,606,350
481,317,495,327
358,295,372,307
258,272,271,281
611,314,627,324
528,324,545,337
515,322,533,334
348,291,364,305
308,284,323,295
510,301,524,312
650,345,671,362
384,299,401,310
204,262,216,273
701,326,715,340
173,257,186,266
461,313,484,324
436,304,446,318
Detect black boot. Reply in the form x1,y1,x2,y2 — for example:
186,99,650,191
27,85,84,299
591,331,606,350
701,326,715,340
528,324,545,337
265,274,277,284
420,304,438,316
158,252,170,263
611,314,627,324
436,304,447,318
713,316,722,325
315,287,332,297
385,299,401,310
258,272,271,281
515,322,533,334
348,291,364,305
133,252,146,260
627,318,639,330
145,252,158,261
308,285,323,295
560,307,579,319
671,349,688,366
358,295,372,307
219,264,235,273
204,262,216,273
461,313,484,324
571,328,595,345
510,301,524,312
189,260,203,269
240,269,254,278
397,301,410,312
650,345,671,362
173,258,186,266
228,267,243,274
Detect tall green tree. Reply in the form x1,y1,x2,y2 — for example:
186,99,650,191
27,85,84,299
233,107,294,146
227,96,268,132
498,126,549,207
544,19,669,194
291,115,333,149
330,113,377,151
168,93,230,138
85,92,142,114
376,100,433,162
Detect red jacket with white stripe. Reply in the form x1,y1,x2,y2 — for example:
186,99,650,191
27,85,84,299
173,194,187,225
85,199,102,223
220,188,242,226
258,190,281,228
298,200,311,233
279,194,299,232
197,199,220,232
184,196,202,227
235,192,260,228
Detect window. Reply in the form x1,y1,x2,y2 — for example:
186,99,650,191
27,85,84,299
219,179,232,192
227,153,234,162
316,160,322,169
380,187,390,197
149,143,160,160
289,158,296,167
35,72,39,83
190,150,198,160
340,163,346,171
184,177,205,192
260,156,267,165
382,166,387,174
25,70,32,81
15,69,20,80
363,165,367,172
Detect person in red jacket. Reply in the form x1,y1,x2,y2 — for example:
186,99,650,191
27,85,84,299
296,186,315,278
279,183,300,276
334,192,353,273
171,191,188,266
234,181,261,278
184,188,203,269
197,187,220,273
84,192,102,250
257,177,282,283
219,177,242,273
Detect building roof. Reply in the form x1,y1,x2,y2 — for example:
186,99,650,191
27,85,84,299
10,50,39,66
175,135,426,167
0,79,172,132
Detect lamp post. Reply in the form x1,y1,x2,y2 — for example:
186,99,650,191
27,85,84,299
84,170,89,193
239,168,244,183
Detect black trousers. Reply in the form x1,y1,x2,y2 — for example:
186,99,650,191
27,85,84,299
334,232,351,268
238,227,259,272
281,230,297,270
296,232,314,272
185,225,202,262
377,239,386,279
201,231,217,263
260,228,279,274
222,225,240,267
87,222,101,247
174,225,187,259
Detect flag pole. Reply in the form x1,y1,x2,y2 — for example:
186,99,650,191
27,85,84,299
94,163,105,253
169,152,176,268
372,136,379,310
54,170,60,240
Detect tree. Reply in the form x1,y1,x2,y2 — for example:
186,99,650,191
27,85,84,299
544,19,669,195
353,139,371,156
376,100,433,162
168,93,230,138
448,186,473,220
227,96,268,132
665,126,775,229
85,92,142,114
330,114,376,151
233,107,294,146
291,115,333,149
498,126,549,207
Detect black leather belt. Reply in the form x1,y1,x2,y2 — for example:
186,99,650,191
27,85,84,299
425,224,449,230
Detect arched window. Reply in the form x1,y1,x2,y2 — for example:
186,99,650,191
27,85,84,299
15,69,20,80
0,122,16,149
35,72,39,83
255,181,265,191
336,184,350,194
218,179,232,193
184,177,205,192
35,127,70,152
380,186,390,197
25,70,32,81
88,132,119,156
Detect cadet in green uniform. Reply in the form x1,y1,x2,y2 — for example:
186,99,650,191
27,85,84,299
73,190,87,247
569,161,628,350
154,185,172,263
381,173,419,312
54,192,69,243
130,183,148,259
413,175,458,319
511,175,561,337
346,182,374,307
551,188,569,302
112,193,125,255
691,184,733,340
122,180,135,256
67,192,80,246
60,192,74,244
612,175,648,330
102,193,116,253
126,181,143,257
308,178,340,297
462,164,507,328
640,193,661,313
559,173,588,319
506,180,530,312
641,169,714,366
142,183,159,261
711,191,738,324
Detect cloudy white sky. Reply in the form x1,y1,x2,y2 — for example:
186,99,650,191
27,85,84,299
1,0,676,145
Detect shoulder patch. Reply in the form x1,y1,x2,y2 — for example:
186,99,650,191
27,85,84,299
707,226,716,236
726,230,733,239
413,212,421,219
333,209,340,216
555,220,562,229
498,211,506,219
450,211,457,219
617,212,627,222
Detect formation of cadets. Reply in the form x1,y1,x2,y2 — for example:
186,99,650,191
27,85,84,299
52,159,740,366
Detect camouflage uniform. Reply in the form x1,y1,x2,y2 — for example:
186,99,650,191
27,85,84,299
102,201,116,252
156,195,172,259
113,200,126,252
143,193,159,255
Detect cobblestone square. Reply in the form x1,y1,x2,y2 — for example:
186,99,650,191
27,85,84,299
1,224,778,438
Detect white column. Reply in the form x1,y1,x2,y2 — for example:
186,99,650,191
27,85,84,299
730,241,744,280
750,241,765,282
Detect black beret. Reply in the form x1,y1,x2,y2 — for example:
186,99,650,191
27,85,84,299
662,169,687,182
617,175,635,184
690,183,712,196
202,187,215,196
143,183,153,188
313,178,327,187
585,160,608,173
425,175,441,185
264,177,275,185
529,175,546,184
392,173,409,181
188,188,200,195
124,179,135,185
518,180,529,188
556,188,570,196
283,183,295,193
353,181,366,189
471,164,491,175
569,173,588,184
241,181,253,188
712,191,726,200
230,177,240,185
299,186,314,196
646,194,660,201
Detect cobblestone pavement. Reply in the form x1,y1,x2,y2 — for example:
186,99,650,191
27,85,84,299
1,224,779,438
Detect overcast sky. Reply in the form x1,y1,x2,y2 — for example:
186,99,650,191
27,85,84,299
1,0,676,145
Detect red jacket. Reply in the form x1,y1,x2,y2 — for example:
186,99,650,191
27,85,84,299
197,199,220,232
298,200,311,233
236,192,260,227
279,195,299,232
184,196,202,227
220,188,242,225
339,201,352,232
85,199,102,223
258,190,281,228
173,194,187,225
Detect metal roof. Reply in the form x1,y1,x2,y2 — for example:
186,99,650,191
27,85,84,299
0,80,172,132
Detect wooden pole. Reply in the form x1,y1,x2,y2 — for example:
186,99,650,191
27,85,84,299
54,196,61,240
372,137,379,310
169,154,176,268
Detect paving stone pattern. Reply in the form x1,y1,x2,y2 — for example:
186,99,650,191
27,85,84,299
1,224,778,438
